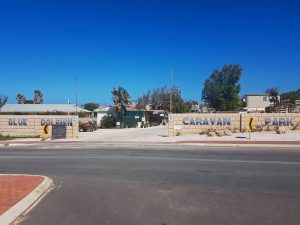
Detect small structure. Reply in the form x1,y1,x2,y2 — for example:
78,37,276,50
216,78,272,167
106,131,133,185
144,110,166,125
94,105,116,126
94,104,167,128
121,110,166,128
191,105,200,112
122,111,145,128
242,94,280,112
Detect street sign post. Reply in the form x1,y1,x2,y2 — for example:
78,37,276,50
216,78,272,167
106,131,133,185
43,124,49,140
248,117,254,139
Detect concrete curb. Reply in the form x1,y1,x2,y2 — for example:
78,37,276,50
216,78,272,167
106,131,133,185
0,174,53,225
1,140,300,149
0,140,80,147
177,143,300,148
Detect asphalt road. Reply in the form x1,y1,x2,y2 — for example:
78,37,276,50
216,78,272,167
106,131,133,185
1,145,300,225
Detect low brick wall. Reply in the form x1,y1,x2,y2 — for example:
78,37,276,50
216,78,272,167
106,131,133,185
0,115,78,138
168,113,300,136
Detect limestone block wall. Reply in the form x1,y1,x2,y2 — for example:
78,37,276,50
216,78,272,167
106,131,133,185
0,115,78,138
168,113,300,136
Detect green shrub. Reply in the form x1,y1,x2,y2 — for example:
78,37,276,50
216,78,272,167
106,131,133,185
100,115,116,128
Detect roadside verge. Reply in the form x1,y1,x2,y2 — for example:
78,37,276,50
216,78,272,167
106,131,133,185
0,175,53,225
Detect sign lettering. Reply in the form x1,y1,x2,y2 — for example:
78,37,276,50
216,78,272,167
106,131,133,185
183,117,231,126
8,117,76,126
8,118,28,126
264,118,293,126
41,118,76,126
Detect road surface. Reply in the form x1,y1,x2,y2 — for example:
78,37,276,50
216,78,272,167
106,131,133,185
0,145,300,225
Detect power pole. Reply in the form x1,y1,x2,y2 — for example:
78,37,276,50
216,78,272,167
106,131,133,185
75,78,78,114
170,64,173,113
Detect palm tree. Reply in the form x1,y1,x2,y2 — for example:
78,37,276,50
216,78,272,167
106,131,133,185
34,90,44,104
0,95,8,110
16,94,27,104
111,87,131,123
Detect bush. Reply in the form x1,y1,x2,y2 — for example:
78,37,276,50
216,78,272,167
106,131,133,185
77,112,87,118
100,115,116,128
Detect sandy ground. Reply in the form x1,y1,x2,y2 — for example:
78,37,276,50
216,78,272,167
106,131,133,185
78,126,300,143
2,126,299,143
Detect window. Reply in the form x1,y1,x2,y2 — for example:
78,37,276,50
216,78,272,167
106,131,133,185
263,96,268,101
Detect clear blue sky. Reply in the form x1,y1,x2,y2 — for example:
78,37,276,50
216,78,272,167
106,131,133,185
0,0,299,105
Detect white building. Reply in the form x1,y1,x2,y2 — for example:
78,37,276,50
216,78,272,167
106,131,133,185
94,105,116,126
243,94,280,112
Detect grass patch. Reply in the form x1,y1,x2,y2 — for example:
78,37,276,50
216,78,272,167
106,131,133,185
0,135,40,141
0,136,15,141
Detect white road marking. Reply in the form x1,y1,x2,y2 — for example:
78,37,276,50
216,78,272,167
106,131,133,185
0,155,300,165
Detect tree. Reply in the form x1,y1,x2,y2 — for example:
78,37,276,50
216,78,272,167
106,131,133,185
137,86,192,113
137,87,169,110
281,88,300,104
202,64,243,111
16,94,27,104
83,102,99,111
265,87,280,106
34,90,44,104
111,87,131,122
172,101,189,113
0,95,8,109
16,90,44,104
100,115,116,128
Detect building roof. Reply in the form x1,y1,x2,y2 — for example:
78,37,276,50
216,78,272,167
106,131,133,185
94,105,115,112
243,94,270,96
0,104,91,113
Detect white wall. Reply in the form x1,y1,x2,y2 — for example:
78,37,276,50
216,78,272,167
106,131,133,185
97,112,108,126
246,96,270,108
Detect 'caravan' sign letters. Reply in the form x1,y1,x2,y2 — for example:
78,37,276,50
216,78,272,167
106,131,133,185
183,117,231,126
181,117,294,126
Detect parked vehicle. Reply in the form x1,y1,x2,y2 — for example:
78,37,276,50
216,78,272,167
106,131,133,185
79,121,97,132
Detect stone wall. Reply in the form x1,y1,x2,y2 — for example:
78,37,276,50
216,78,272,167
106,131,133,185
0,115,78,138
168,113,300,136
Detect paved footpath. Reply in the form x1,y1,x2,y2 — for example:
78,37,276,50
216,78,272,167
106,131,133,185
1,126,300,148
0,175,53,225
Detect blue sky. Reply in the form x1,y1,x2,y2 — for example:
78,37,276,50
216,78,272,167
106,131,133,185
0,0,299,105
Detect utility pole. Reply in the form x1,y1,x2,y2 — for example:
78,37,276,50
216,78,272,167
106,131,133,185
170,64,173,113
75,78,78,114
